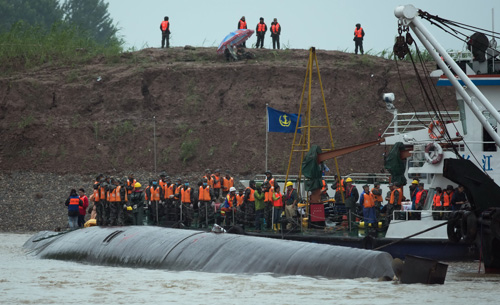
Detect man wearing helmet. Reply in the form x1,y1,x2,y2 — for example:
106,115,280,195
128,182,145,225
284,181,298,230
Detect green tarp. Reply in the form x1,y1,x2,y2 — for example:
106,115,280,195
302,145,323,191
384,142,407,186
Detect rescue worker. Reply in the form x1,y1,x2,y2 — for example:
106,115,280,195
442,185,454,219
331,175,345,204
264,171,275,229
410,179,419,210
270,18,281,49
236,188,245,225
128,182,145,225
255,17,267,48
125,173,137,199
221,170,234,198
354,23,365,55
244,180,257,228
164,176,177,222
203,169,214,188
344,178,359,214
237,16,247,47
272,184,283,231
92,174,103,225
388,182,403,221
198,178,215,228
321,178,328,201
108,178,127,226
451,185,467,211
100,176,111,226
65,189,83,229
432,187,443,220
212,169,222,199
359,185,376,226
180,180,194,227
254,183,266,232
78,188,89,228
160,16,170,48
222,187,238,225
146,179,163,225
415,183,428,211
284,181,298,230
371,182,383,220
158,172,169,223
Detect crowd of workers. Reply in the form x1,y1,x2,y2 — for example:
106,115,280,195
64,170,300,232
159,15,364,53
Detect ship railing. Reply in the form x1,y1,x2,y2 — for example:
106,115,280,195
392,209,454,221
382,111,461,137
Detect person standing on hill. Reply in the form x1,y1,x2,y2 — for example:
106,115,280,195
237,16,247,47
353,23,365,55
270,18,281,49
78,188,89,228
160,16,170,48
255,17,267,48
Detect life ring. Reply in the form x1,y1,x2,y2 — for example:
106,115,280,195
460,211,477,244
428,120,445,139
447,211,463,243
425,142,444,164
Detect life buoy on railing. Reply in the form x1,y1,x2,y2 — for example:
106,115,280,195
425,142,444,164
428,120,445,139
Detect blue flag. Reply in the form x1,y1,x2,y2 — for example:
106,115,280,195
267,107,301,133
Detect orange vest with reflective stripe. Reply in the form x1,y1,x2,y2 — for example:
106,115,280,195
433,194,442,207
238,20,247,29
273,192,283,207
355,27,363,38
212,175,221,188
443,192,453,207
371,188,383,202
257,23,266,32
271,23,280,34
362,193,375,208
166,184,175,198
236,194,244,206
199,186,211,201
336,179,345,192
181,188,192,203
69,197,80,207
161,20,169,31
150,186,160,201
226,194,236,208
246,187,255,202
222,177,234,191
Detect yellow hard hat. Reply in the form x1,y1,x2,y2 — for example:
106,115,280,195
412,180,419,185
134,182,142,188
345,178,353,183
126,206,132,211
286,181,293,187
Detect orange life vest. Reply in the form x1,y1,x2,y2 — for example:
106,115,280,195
443,191,453,207
161,20,169,31
69,197,80,207
212,174,221,189
371,188,383,202
150,186,161,201
271,23,280,34
236,194,244,206
222,177,234,191
238,20,247,29
433,194,442,207
273,192,283,207
355,27,363,38
181,188,192,203
199,186,211,201
246,187,255,202
336,179,345,192
265,186,274,202
204,176,214,188
362,192,375,208
390,188,403,205
127,179,136,195
93,181,100,202
166,184,175,198
99,184,107,202
174,185,182,200
257,23,266,32
416,189,427,204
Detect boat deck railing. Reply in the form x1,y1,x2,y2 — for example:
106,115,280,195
393,209,453,221
382,111,461,137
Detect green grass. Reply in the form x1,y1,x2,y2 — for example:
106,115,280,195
180,129,199,164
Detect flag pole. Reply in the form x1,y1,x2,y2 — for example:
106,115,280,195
265,103,269,172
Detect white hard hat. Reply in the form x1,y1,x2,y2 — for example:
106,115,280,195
229,187,236,192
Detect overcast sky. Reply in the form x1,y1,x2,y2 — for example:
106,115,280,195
107,0,497,54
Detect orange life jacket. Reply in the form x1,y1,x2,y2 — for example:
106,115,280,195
212,174,221,189
236,194,244,206
181,188,192,203
246,187,255,202
362,192,375,208
265,186,274,202
166,184,175,198
271,23,280,34
199,186,211,201
69,197,80,207
204,176,214,188
390,188,403,205
355,27,363,38
174,185,182,200
93,181,100,202
238,20,247,29
371,188,383,202
336,179,345,192
150,186,161,201
99,185,107,202
222,177,234,191
127,179,136,195
416,189,427,204
443,191,453,207
433,194,442,207
273,192,283,207
257,23,266,32
161,20,169,31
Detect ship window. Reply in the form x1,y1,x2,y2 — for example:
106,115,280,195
482,111,498,152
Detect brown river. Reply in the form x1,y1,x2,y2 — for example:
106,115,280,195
1,233,498,305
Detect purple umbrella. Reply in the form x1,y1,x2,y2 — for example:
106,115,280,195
217,29,255,54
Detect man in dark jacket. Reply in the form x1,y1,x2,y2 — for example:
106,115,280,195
451,185,467,211
354,23,365,55
270,18,281,49
237,16,247,47
255,17,267,48
65,189,83,230
128,182,145,225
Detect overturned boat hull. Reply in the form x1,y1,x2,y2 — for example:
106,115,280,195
24,226,394,279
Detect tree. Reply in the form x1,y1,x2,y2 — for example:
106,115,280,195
0,0,63,33
62,0,120,45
